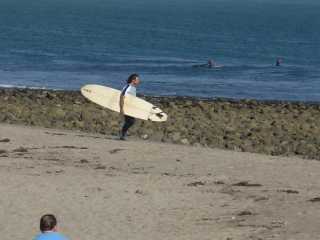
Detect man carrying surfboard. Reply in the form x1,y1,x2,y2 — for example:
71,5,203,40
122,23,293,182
119,73,140,140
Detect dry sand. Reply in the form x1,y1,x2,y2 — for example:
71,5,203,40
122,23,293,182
0,123,320,240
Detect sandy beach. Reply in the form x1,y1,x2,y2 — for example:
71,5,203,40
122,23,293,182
1,123,320,240
1,0,320,239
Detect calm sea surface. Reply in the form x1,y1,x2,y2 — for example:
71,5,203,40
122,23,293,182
0,0,320,101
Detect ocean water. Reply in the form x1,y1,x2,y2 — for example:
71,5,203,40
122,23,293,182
0,0,319,101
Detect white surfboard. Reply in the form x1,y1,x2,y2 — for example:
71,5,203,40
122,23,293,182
81,84,167,122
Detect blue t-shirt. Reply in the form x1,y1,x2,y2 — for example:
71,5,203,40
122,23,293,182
33,232,69,240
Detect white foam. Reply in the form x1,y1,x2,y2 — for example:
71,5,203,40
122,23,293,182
0,84,49,90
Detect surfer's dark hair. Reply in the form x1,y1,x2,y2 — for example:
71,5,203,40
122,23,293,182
40,214,57,232
127,73,139,84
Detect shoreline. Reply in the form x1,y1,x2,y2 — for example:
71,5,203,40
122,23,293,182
2,86,320,105
1,87,320,160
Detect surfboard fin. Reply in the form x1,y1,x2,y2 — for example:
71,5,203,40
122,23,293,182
156,113,164,118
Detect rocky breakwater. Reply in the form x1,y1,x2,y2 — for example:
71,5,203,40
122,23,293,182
0,88,320,159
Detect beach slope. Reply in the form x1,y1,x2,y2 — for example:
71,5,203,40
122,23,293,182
0,123,319,240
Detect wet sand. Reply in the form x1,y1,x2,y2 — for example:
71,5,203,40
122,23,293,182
0,123,320,240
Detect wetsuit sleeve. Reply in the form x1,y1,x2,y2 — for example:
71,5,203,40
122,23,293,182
121,85,129,96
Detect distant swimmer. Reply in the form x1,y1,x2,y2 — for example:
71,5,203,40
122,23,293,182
207,59,214,68
275,58,282,66
193,59,221,68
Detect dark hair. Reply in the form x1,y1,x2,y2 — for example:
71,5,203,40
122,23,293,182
40,214,57,232
127,73,139,84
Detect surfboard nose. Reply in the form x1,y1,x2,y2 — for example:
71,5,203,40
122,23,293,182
81,88,92,94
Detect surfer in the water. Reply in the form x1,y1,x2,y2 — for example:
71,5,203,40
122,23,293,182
207,59,214,68
193,59,219,68
275,58,282,66
119,73,140,140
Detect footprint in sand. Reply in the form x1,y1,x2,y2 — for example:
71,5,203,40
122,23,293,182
0,149,8,154
232,181,262,187
237,210,255,216
214,180,225,185
187,181,206,187
45,132,67,136
79,159,89,164
109,148,125,154
253,196,269,202
12,147,28,153
94,164,107,170
44,158,61,162
161,172,176,176
0,138,10,143
50,146,88,150
308,197,320,202
277,189,299,194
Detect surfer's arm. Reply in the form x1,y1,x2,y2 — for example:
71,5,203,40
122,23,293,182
119,94,125,115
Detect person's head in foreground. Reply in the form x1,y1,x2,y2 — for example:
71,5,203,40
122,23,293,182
40,214,57,232
127,73,140,86
34,214,69,240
